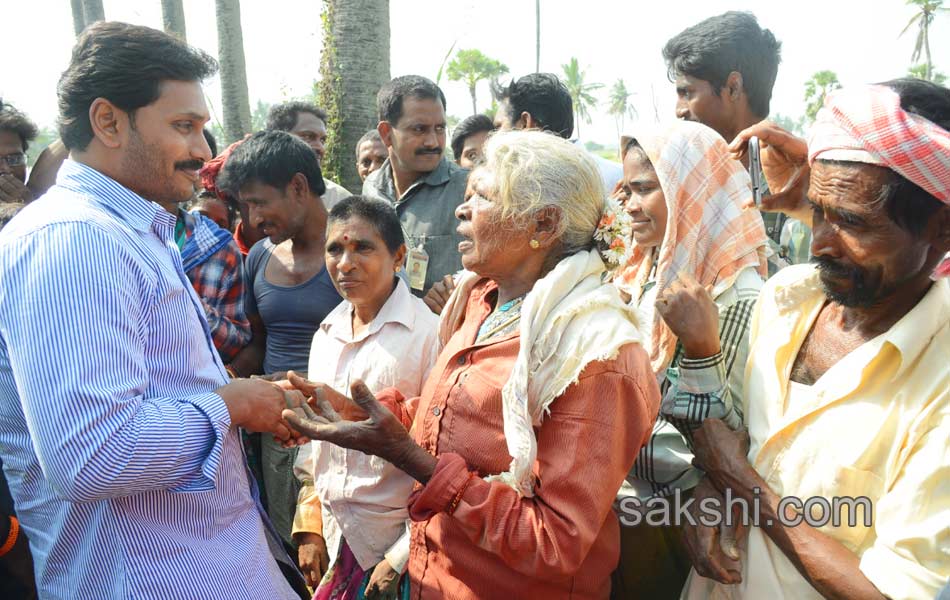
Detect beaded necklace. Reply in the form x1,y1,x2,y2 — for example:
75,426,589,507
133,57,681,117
476,295,525,343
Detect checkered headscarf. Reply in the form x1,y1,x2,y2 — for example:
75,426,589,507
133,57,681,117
808,85,950,205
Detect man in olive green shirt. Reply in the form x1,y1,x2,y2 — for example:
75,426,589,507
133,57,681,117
362,75,469,296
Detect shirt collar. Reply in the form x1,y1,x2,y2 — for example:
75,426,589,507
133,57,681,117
56,159,173,234
772,263,950,382
322,279,416,343
372,156,453,196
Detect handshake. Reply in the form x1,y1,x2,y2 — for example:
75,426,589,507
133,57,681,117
215,374,314,445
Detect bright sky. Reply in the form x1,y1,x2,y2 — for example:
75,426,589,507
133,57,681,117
4,0,949,148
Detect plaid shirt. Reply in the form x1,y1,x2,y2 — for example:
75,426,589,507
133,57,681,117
181,211,251,363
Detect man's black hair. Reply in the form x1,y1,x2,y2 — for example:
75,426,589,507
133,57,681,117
202,128,218,158
377,75,446,125
494,73,574,139
216,130,326,199
328,195,405,254
871,78,950,235
451,114,494,161
0,103,39,152
355,129,382,160
662,11,782,118
265,101,328,132
57,21,218,151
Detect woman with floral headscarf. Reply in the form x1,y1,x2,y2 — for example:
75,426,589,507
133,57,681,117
611,120,768,597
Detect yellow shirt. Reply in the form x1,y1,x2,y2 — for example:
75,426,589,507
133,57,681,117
683,264,950,600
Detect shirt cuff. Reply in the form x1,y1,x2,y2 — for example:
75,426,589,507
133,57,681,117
407,453,470,521
675,351,726,394
383,524,411,574
170,392,232,492
292,483,323,537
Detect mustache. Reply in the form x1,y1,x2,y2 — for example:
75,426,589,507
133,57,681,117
812,255,858,279
175,160,205,171
415,148,443,156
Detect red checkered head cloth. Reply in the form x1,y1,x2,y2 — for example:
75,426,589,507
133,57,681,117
808,85,950,204
809,85,950,278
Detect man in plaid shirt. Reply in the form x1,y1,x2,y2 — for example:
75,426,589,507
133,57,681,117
176,208,251,364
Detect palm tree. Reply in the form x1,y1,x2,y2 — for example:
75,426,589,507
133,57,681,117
446,49,509,115
316,0,391,191
161,0,188,40
214,0,252,143
561,57,603,138
803,70,841,123
607,79,637,140
900,0,949,81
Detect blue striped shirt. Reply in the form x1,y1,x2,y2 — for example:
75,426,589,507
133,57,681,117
0,160,297,599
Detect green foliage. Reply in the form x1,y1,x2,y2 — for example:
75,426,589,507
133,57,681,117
803,70,842,123
908,62,948,84
606,79,636,137
446,49,508,114
25,127,59,166
315,0,344,186
771,113,805,136
561,57,603,137
250,99,272,132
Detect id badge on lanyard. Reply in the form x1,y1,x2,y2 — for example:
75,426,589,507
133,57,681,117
406,240,429,291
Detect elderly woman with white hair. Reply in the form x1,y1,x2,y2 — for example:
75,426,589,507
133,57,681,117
281,130,661,599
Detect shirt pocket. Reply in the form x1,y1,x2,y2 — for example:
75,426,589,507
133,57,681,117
810,466,883,553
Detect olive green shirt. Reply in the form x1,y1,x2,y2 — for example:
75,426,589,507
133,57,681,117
362,157,470,295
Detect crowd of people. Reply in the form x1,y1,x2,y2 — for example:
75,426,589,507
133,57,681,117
0,9,947,600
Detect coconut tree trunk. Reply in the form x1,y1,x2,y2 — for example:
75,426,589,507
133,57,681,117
469,84,478,115
161,0,188,40
81,0,104,24
70,0,86,35
923,23,932,81
317,0,390,192
535,0,540,72
215,0,252,143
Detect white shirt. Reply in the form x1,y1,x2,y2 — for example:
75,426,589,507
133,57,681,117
321,178,351,212
295,281,440,572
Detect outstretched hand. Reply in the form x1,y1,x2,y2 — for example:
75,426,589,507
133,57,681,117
729,121,813,227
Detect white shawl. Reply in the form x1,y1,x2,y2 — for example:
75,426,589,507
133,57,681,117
440,250,644,497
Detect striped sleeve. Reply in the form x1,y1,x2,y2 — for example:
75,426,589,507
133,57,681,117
660,297,756,440
0,223,232,502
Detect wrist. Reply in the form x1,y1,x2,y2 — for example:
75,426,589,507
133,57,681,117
391,439,437,484
0,516,19,557
682,339,721,360
215,382,246,428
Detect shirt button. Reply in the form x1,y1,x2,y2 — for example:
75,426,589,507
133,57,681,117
432,406,441,417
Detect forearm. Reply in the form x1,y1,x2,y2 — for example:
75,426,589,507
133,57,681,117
736,470,885,600
230,339,264,377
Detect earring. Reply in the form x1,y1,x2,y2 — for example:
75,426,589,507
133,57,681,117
529,239,540,249
395,266,402,273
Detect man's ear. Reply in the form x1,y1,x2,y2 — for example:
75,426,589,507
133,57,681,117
290,172,311,201
725,71,744,102
519,111,535,130
378,121,394,148
927,204,950,253
88,98,125,149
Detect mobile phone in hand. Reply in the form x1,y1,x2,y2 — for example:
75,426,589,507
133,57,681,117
748,136,764,207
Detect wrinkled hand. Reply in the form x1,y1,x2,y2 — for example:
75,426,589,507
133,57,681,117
423,274,456,315
282,377,411,465
286,371,368,421
656,274,720,359
729,121,811,225
215,378,308,445
256,370,289,382
608,179,627,205
691,419,753,494
364,558,401,600
296,532,329,589
682,477,743,584
0,173,32,203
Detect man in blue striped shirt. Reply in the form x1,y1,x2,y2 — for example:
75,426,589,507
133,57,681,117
0,22,307,599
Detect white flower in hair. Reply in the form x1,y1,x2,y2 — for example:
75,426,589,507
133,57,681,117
594,200,633,269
